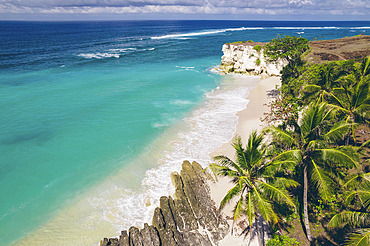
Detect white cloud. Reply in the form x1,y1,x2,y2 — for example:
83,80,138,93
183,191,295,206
0,0,368,18
289,0,313,5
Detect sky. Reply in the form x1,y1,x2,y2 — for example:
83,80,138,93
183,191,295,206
0,0,369,21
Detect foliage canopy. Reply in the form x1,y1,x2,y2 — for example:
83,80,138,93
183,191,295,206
263,35,309,64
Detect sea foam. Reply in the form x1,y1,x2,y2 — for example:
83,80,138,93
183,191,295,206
151,27,263,39
150,25,368,40
77,47,155,59
95,75,259,236
78,53,120,59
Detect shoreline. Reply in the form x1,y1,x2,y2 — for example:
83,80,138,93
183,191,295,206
15,75,280,246
100,75,281,246
15,74,264,246
211,75,280,160
209,75,281,246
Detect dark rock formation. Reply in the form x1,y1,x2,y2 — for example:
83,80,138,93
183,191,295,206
101,161,229,246
119,230,130,246
141,223,160,246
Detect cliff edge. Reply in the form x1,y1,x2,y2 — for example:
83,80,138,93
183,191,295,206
219,42,288,76
219,35,370,77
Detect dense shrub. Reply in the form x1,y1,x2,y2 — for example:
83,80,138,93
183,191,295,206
253,45,262,53
267,234,300,246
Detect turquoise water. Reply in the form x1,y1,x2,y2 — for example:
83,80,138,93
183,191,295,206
0,57,220,244
0,20,369,245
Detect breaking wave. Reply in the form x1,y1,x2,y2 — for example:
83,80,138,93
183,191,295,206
77,47,155,59
151,26,368,40
151,27,263,39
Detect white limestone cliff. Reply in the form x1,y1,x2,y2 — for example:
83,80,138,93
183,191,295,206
219,43,288,76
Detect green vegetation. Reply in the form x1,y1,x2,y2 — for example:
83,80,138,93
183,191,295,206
265,102,358,241
261,96,300,130
213,35,370,245
210,132,298,242
256,58,261,66
226,40,246,44
226,40,253,45
328,172,370,246
263,35,309,64
253,45,262,53
264,35,309,82
266,234,300,246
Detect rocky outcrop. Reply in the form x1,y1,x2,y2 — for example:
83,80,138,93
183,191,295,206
219,42,288,76
101,161,229,246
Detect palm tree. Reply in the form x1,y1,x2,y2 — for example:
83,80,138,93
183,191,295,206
328,171,370,246
302,63,346,103
326,75,370,143
210,131,298,245
355,56,370,80
265,102,358,241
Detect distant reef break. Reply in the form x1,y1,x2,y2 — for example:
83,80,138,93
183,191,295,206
101,161,229,246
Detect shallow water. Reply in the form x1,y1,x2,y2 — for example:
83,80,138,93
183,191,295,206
17,74,260,245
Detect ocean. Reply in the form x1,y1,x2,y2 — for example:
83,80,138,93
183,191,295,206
0,20,369,245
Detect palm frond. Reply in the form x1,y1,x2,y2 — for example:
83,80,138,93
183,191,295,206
352,79,369,109
272,149,302,162
302,84,322,93
309,159,333,201
344,173,364,189
263,126,296,147
360,56,370,78
327,102,349,114
354,102,370,119
251,184,278,224
361,138,370,148
232,135,250,170
208,163,239,179
321,104,335,123
318,148,358,168
246,131,265,168
327,89,348,110
232,192,245,221
324,121,352,143
220,183,243,210
345,228,370,246
263,149,301,174
300,102,317,137
273,177,300,189
239,176,253,189
256,180,296,208
307,139,327,149
328,211,370,228
344,172,370,189
262,160,298,175
213,155,244,175
345,189,370,208
300,102,331,139
245,192,255,227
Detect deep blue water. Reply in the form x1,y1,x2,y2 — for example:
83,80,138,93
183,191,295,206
0,20,369,245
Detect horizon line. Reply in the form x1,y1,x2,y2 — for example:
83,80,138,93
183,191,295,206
1,19,370,22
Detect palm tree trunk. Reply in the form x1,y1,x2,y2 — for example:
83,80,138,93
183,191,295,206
303,165,313,241
255,217,264,246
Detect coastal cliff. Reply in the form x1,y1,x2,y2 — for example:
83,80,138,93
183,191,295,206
219,42,288,76
101,161,229,246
